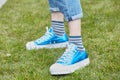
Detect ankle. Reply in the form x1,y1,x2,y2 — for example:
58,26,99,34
51,21,65,36
69,36,85,51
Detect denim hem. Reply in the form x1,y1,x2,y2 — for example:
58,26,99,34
65,13,83,22
50,8,60,12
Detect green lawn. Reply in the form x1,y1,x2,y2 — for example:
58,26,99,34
0,0,120,80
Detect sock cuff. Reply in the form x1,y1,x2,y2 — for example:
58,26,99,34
69,36,81,38
52,21,64,23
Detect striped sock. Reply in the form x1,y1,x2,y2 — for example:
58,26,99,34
51,21,65,36
69,36,85,51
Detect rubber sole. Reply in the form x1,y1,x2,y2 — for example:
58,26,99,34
50,58,90,75
26,41,68,50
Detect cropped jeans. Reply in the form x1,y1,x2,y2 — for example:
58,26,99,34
48,0,83,22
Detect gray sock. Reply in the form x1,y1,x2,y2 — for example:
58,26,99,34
69,36,85,51
51,21,65,36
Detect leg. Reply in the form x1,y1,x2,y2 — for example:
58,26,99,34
51,12,64,21
51,12,65,36
48,0,66,36
50,0,90,75
69,19,85,51
68,19,85,51
69,19,81,36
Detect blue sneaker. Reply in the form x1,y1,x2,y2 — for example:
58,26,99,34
50,43,90,75
26,27,68,50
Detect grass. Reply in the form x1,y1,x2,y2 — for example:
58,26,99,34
0,0,120,80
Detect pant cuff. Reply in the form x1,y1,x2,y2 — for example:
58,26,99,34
49,8,60,12
65,13,83,22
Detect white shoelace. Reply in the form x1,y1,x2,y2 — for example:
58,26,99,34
35,27,52,43
57,44,76,64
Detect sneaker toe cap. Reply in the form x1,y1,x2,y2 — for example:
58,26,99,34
50,63,73,75
26,41,36,50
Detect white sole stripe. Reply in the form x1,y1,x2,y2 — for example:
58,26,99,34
50,58,90,75
26,42,68,50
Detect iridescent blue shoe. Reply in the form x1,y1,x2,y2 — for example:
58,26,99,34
50,43,90,75
26,27,68,50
